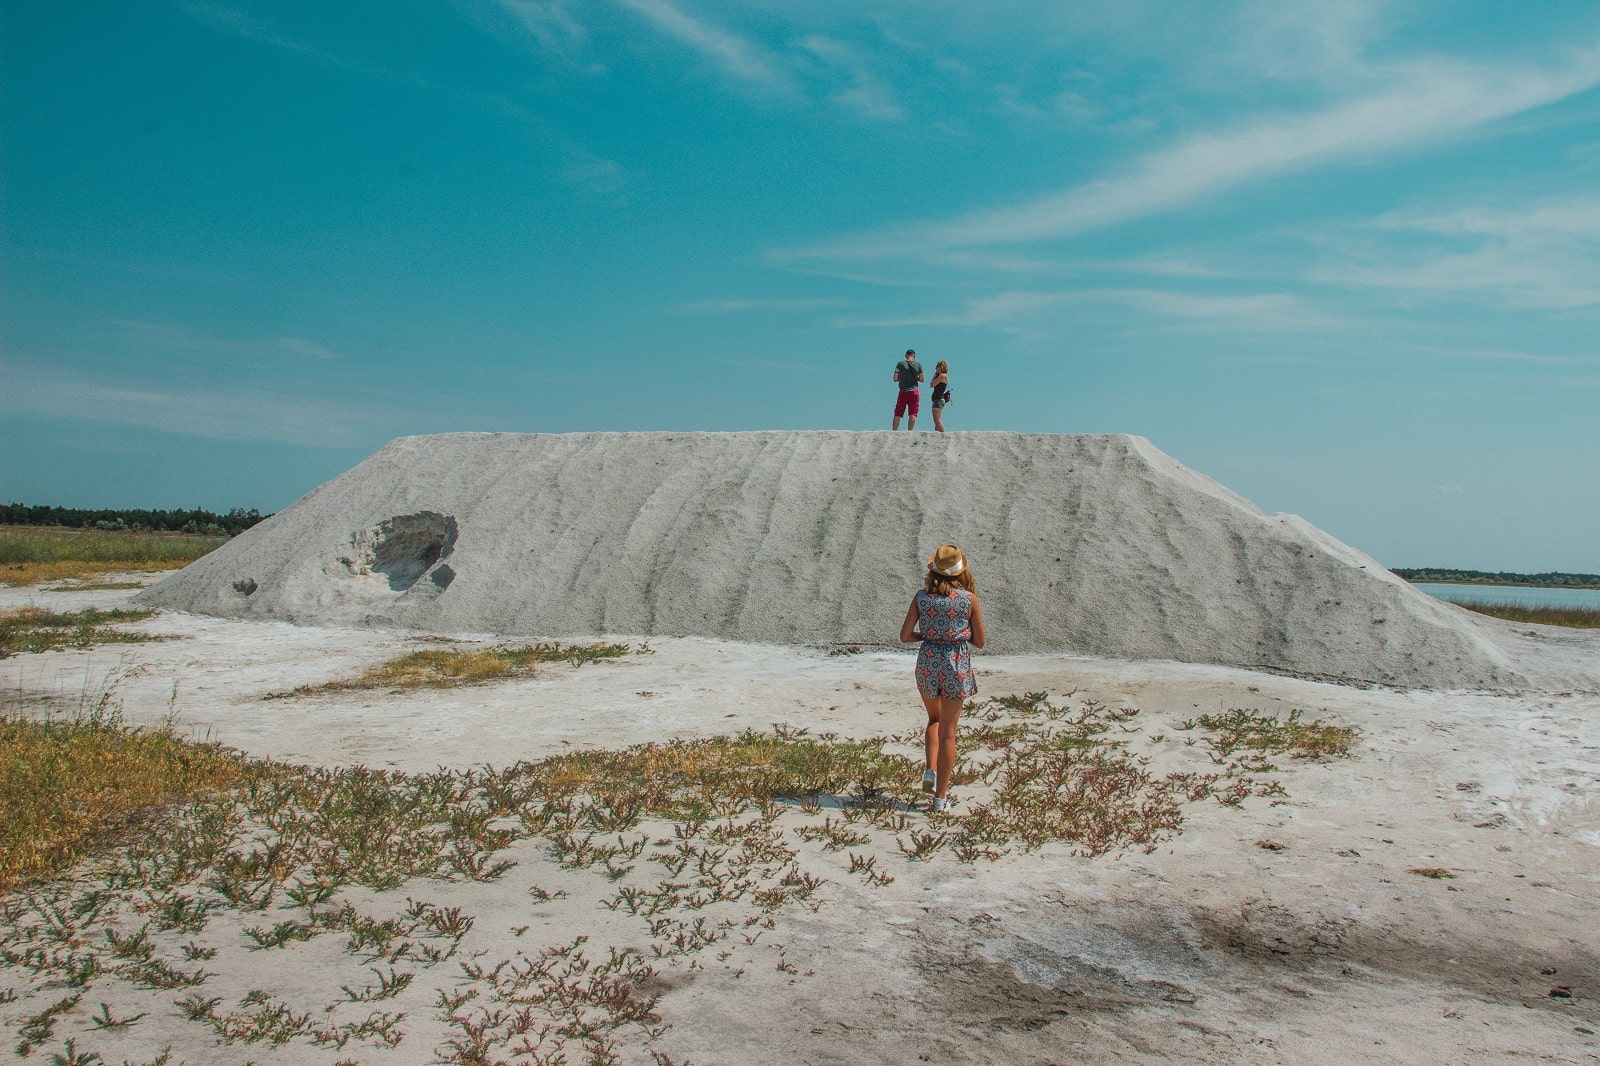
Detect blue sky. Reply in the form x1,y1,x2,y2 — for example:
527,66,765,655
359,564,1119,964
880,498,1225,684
2,0,1597,570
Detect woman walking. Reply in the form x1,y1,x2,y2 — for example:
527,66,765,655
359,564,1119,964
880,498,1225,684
900,543,986,813
929,360,951,433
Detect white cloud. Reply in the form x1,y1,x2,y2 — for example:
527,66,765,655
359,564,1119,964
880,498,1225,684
1099,289,1344,331
840,286,1345,333
1315,196,1600,308
1226,0,1387,83
1406,344,1599,365
614,0,791,91
841,290,1076,330
184,2,631,199
798,35,904,121
1102,257,1239,279
1,361,404,448
782,44,1600,261
681,297,851,313
275,337,344,360
557,146,633,199
715,356,809,371
107,321,346,361
495,0,588,54
483,5,908,118
177,1,409,83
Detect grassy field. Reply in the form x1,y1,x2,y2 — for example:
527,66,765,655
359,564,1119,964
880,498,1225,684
1455,601,1600,628
1,687,1337,894
0,525,225,585
0,686,1351,1061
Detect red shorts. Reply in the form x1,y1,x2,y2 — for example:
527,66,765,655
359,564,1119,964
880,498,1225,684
895,390,920,417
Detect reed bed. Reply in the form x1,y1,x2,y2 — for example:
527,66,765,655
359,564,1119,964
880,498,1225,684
0,526,224,585
1455,601,1600,628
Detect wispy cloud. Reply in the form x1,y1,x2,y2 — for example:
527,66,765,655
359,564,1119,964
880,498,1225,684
1097,289,1344,331
479,3,918,120
680,297,851,314
1404,344,1600,365
487,3,909,117
176,1,403,82
715,356,809,372
843,290,1075,330
1314,196,1600,308
274,337,344,360
183,0,633,202
557,145,632,199
495,0,588,56
839,286,1345,333
1226,0,1388,83
1,360,402,448
783,44,1600,261
614,0,791,92
798,35,904,121
109,320,347,360
1101,256,1240,280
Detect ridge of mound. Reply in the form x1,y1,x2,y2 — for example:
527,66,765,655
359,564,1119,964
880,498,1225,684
137,431,1518,689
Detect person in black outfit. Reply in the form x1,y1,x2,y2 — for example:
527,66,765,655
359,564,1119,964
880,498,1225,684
930,360,951,433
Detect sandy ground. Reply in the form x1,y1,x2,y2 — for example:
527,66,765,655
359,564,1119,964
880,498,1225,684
3,574,1599,1064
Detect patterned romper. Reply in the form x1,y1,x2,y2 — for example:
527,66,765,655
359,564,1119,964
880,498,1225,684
914,589,978,699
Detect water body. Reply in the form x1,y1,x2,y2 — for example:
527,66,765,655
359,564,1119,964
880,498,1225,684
1413,582,1600,609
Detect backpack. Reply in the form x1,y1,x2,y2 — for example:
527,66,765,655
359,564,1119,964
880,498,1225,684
896,361,921,390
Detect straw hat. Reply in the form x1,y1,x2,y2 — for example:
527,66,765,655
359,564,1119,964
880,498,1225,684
926,544,966,576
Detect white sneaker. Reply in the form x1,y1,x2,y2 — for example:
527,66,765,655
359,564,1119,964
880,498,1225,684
931,797,950,814
921,769,937,794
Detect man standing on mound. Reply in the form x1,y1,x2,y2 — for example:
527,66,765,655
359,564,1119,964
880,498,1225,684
892,348,924,430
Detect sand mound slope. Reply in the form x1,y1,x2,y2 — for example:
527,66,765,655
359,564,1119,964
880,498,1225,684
137,431,1517,688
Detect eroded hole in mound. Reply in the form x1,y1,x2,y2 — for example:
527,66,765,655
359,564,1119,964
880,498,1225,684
232,577,258,596
365,512,459,591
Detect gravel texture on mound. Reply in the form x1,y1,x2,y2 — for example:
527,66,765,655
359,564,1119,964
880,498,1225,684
137,431,1519,689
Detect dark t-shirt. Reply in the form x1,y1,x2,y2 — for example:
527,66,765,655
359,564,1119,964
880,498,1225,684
895,359,923,390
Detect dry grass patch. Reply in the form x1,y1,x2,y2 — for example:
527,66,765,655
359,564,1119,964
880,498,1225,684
936,692,1289,857
515,726,921,828
0,526,223,586
0,704,244,892
0,607,162,658
1184,708,1359,766
275,641,638,696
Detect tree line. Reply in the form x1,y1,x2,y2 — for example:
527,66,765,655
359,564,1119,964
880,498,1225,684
1392,568,1600,588
1,503,270,537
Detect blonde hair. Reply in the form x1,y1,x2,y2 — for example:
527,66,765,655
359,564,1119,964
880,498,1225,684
935,360,949,374
924,565,975,597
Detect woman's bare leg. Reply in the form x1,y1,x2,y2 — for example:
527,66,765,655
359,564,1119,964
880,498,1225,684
935,696,964,797
919,691,940,774
932,407,945,432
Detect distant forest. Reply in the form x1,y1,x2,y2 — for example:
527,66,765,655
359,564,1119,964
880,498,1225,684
1,503,270,537
1393,568,1600,588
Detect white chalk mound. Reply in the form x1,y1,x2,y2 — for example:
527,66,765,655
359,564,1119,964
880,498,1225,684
138,432,1517,688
